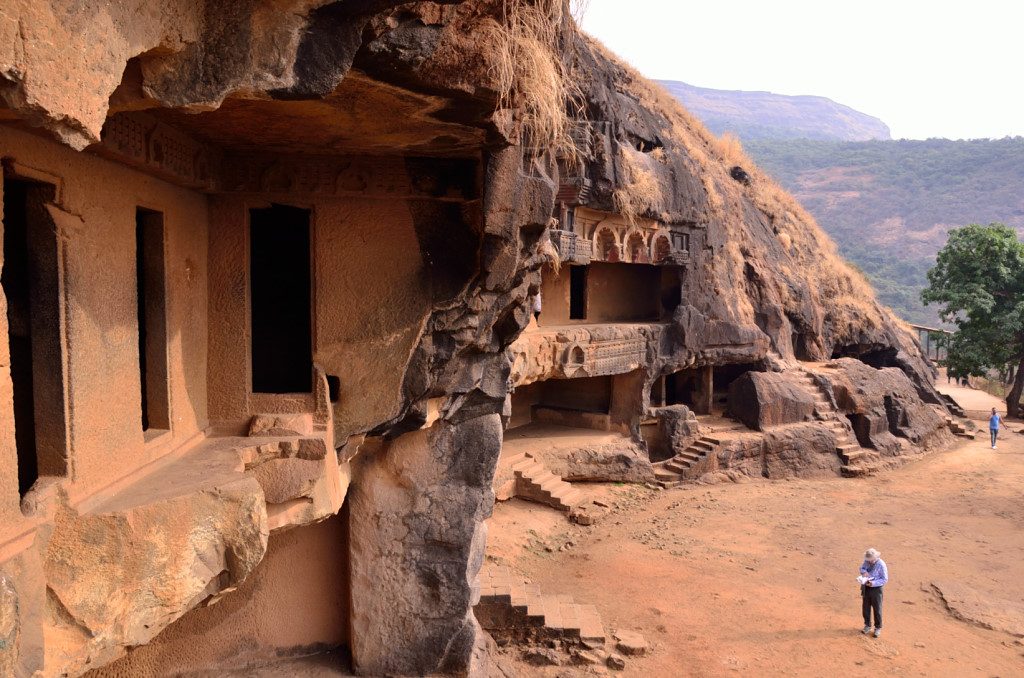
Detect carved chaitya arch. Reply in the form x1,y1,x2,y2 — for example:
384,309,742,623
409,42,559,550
625,229,648,263
594,227,618,262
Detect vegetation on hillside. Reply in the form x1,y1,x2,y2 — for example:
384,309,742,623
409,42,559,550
743,137,1024,326
921,224,1024,415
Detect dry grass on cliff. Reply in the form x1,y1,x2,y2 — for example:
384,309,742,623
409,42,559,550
489,0,583,159
612,146,663,225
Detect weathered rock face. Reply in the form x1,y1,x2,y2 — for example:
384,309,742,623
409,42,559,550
0,1,954,676
348,415,501,676
530,439,654,483
705,423,842,480
820,359,952,456
727,371,817,430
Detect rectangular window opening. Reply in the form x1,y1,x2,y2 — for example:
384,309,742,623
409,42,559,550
3,177,67,497
569,265,588,320
136,208,170,433
250,204,313,394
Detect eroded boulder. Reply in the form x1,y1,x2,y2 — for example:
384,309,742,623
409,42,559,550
728,371,817,431
821,359,952,456
44,476,268,675
348,414,501,676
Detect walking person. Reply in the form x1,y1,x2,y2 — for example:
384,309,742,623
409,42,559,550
858,548,888,638
989,407,1002,449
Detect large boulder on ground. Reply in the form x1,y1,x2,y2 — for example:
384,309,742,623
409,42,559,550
728,371,817,430
531,438,654,483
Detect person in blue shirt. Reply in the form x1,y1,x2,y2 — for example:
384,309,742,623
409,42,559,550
859,548,888,637
989,408,1003,449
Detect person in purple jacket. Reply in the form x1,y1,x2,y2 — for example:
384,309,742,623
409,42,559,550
859,548,888,637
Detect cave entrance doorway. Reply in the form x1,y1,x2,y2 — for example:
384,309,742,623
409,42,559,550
659,266,683,319
650,369,699,409
249,204,313,394
2,176,68,498
569,265,588,320
136,208,170,435
792,332,813,361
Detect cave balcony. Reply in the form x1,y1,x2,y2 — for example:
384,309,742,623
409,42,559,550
549,228,594,265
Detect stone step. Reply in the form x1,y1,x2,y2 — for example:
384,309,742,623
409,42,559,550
841,462,882,478
502,452,530,467
692,440,716,451
513,460,545,475
664,459,692,474
654,468,683,482
552,488,585,507
511,456,587,512
475,566,607,642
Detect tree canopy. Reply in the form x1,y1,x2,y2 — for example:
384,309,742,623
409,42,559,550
922,223,1024,415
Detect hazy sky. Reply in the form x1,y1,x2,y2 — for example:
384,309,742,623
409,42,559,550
579,0,1022,140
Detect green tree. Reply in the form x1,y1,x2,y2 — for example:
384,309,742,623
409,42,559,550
922,223,1024,416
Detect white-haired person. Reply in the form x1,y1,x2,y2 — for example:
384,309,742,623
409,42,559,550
858,548,888,637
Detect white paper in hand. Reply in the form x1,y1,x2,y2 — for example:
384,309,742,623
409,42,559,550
857,575,868,585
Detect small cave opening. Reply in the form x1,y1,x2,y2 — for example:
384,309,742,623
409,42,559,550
507,376,612,432
792,331,813,361
846,413,873,448
832,345,900,370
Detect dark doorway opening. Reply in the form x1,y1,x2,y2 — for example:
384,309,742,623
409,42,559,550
831,345,899,369
136,208,170,432
659,266,682,319
3,177,67,497
792,332,812,361
250,205,313,394
665,371,695,406
569,265,588,320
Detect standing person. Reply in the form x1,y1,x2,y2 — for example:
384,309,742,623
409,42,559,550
858,548,888,638
532,291,542,324
989,407,1003,449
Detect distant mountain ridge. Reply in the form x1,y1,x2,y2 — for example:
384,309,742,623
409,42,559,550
657,80,892,142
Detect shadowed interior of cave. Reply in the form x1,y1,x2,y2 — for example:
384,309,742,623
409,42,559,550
2,176,66,497
249,204,313,394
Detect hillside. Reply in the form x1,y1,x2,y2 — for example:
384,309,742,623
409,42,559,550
743,137,1024,325
657,80,891,142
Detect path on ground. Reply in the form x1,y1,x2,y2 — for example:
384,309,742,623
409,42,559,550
490,406,1024,676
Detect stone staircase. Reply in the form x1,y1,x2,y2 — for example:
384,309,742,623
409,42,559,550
652,435,720,485
505,452,587,511
793,369,884,477
940,393,967,418
475,564,606,643
945,415,975,439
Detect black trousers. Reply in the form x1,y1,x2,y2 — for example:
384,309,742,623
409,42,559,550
862,585,883,628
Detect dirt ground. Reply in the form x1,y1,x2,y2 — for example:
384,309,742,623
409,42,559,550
486,384,1024,677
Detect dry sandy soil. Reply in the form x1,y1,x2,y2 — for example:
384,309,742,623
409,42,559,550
486,383,1024,677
